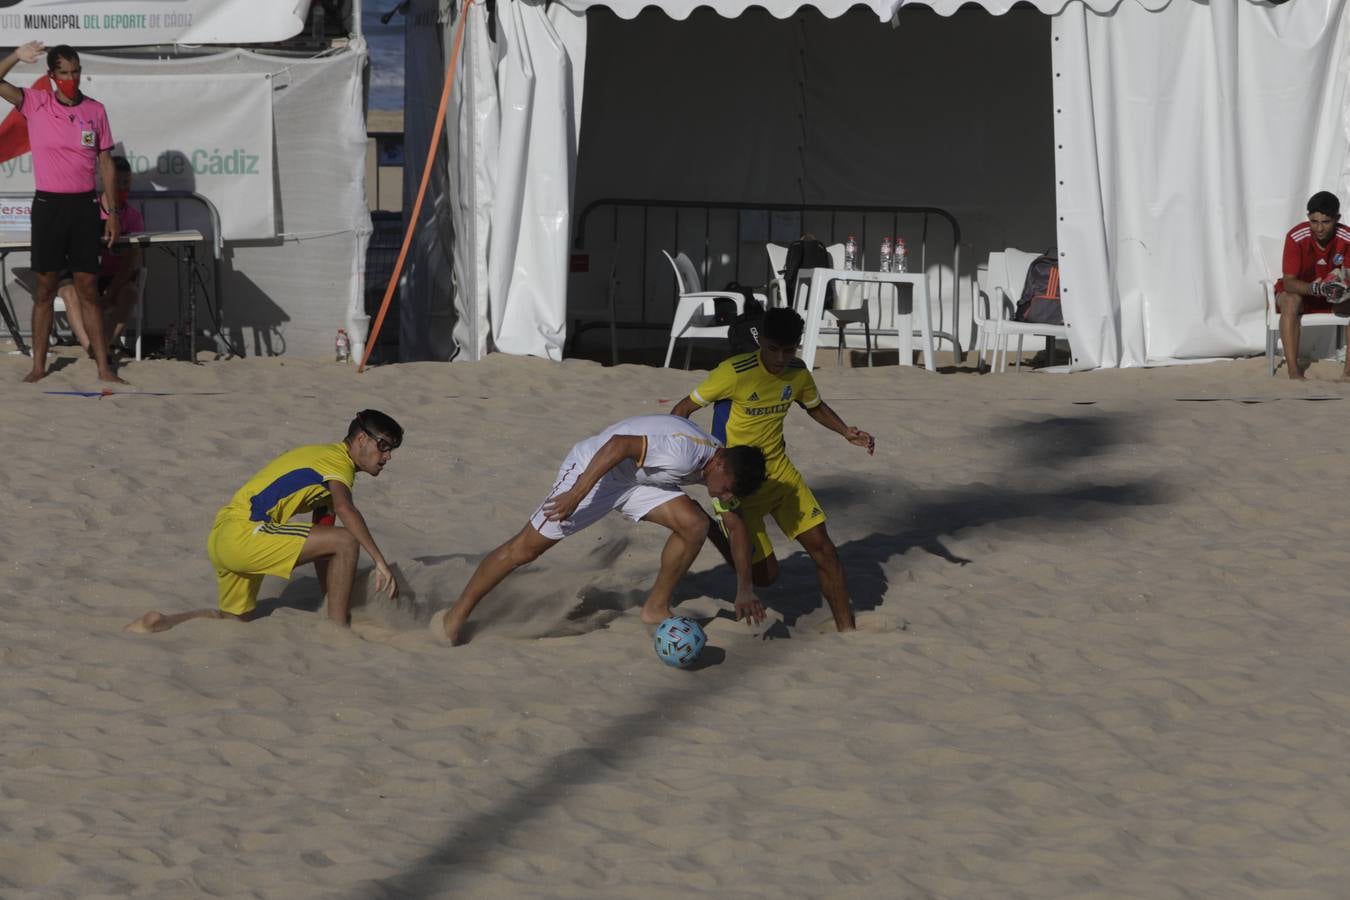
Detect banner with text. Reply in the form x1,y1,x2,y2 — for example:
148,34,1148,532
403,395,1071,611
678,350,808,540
0,73,275,240
0,0,306,47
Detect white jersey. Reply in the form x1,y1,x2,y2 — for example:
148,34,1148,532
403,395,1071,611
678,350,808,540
571,414,721,488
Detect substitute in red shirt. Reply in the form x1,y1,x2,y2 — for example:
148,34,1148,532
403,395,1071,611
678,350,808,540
1274,191,1350,381
0,40,122,384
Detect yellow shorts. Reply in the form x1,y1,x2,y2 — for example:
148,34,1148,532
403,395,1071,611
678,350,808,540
737,467,826,563
206,516,311,616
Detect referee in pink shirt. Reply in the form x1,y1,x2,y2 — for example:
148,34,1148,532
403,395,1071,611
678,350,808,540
0,41,122,383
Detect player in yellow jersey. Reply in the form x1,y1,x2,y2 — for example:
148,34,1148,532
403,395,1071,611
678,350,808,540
671,308,874,632
125,410,403,633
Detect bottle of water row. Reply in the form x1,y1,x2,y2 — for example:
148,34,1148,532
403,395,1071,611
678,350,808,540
879,236,893,273
844,234,858,270
894,238,909,273
335,328,350,363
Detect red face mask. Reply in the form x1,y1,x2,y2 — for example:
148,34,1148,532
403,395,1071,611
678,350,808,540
52,77,78,101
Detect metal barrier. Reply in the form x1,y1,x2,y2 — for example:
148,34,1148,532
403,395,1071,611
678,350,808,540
570,198,963,360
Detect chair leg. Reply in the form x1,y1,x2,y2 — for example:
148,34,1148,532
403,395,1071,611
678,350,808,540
1266,329,1276,377
1015,334,1025,372
836,323,845,367
864,318,873,368
684,340,693,369
663,335,679,368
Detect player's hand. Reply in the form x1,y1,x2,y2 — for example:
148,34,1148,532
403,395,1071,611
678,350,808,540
734,589,765,626
542,486,583,522
845,426,875,455
15,42,44,65
374,561,398,600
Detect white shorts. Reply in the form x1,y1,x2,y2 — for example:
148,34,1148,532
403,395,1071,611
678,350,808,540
529,451,686,540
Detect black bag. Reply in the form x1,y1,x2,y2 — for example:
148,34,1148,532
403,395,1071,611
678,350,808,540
713,281,761,326
783,238,836,310
727,293,767,355
1013,253,1063,325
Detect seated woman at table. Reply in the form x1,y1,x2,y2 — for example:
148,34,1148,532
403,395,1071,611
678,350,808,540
58,155,142,357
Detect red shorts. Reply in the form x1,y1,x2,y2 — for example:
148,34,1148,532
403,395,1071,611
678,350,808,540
1274,279,1335,315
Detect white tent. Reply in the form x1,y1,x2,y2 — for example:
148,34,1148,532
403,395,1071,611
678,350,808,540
0,3,370,359
439,0,1350,369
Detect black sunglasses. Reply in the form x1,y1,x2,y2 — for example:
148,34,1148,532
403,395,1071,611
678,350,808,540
361,426,399,454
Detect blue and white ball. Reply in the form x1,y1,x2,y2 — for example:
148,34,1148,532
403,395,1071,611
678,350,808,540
653,616,706,668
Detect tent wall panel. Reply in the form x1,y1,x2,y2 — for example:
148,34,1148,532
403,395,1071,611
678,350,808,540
87,47,369,358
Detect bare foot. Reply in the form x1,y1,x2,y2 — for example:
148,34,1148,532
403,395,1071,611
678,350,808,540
432,608,466,645
124,611,169,633
98,369,128,385
1288,370,1307,381
124,608,224,633
21,368,45,383
640,603,672,626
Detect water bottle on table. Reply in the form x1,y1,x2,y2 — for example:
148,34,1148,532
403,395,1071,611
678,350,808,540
880,236,893,273
894,238,908,273
844,234,858,270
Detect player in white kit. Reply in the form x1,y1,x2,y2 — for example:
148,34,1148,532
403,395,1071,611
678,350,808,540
439,415,767,645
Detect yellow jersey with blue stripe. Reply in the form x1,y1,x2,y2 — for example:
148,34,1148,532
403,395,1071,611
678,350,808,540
218,442,357,524
689,352,821,478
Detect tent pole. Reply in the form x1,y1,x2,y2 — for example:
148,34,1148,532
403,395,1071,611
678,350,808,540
359,0,474,372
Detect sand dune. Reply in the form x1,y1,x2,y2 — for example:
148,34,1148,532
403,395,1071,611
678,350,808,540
4,348,1350,897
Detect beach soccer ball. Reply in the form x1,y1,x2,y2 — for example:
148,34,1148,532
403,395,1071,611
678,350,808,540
653,616,706,668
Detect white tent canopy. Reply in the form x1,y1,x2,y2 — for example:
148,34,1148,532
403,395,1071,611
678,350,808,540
444,0,1350,369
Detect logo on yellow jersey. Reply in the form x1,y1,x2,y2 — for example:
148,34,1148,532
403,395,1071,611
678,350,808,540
780,386,792,401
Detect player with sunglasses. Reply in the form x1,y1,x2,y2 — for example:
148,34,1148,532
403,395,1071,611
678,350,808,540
126,410,404,633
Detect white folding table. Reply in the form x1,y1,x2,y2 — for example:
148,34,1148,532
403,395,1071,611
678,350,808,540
794,268,937,372
0,229,205,360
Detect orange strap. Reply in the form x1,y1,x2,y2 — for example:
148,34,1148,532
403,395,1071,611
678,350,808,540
359,0,475,372
1035,266,1060,301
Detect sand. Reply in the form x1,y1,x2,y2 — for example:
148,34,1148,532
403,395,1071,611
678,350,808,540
4,346,1350,897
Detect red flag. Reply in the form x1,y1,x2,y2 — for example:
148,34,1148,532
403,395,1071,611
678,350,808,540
0,75,50,164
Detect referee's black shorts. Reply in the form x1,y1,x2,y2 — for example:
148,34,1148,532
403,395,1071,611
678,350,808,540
31,190,101,274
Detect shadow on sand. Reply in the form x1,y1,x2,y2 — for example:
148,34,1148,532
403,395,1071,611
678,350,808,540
352,412,1171,898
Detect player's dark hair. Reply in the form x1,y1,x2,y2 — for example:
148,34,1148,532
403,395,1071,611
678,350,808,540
46,45,79,73
345,409,403,448
723,445,767,498
760,307,805,347
1308,191,1341,218
112,155,131,173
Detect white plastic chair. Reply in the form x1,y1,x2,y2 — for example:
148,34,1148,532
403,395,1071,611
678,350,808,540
971,255,999,371
1258,234,1344,376
765,242,788,307
775,241,873,366
662,250,753,368
987,249,1069,373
